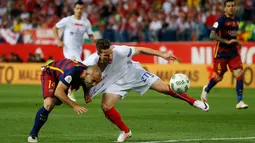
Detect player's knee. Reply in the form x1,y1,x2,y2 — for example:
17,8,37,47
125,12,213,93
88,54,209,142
215,75,223,82
44,97,56,111
101,103,113,111
234,69,243,78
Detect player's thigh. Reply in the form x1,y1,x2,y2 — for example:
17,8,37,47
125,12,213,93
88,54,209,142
41,72,62,105
150,78,169,94
64,49,82,62
132,70,159,95
101,93,121,111
228,55,243,77
41,72,56,98
233,68,243,78
104,83,129,99
213,58,228,77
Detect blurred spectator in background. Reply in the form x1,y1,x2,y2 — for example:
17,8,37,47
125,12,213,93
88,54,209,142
27,53,45,63
27,53,36,62
9,53,23,63
35,53,45,63
0,0,254,43
0,54,8,62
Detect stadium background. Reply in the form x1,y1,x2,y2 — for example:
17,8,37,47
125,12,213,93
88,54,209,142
0,0,255,143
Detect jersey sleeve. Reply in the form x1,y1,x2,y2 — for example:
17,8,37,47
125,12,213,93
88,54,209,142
85,20,93,35
60,67,77,88
212,17,223,32
56,17,69,28
115,45,135,59
82,53,99,66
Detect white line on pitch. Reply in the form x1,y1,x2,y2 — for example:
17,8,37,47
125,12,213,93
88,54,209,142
137,136,255,143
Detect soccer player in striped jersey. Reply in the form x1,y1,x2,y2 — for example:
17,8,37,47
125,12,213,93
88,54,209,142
201,0,248,109
27,59,101,143
52,0,95,102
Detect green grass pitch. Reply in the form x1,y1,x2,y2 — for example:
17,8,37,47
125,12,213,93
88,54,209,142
0,85,254,143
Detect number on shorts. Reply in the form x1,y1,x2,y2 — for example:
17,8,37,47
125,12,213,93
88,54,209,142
48,80,55,88
141,72,153,82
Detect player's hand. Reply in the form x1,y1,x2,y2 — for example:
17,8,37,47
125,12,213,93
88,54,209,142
236,40,242,49
162,51,177,61
225,39,239,44
84,95,92,104
73,104,88,115
57,40,64,48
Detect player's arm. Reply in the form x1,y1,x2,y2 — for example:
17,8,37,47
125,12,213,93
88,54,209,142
134,46,177,61
57,69,88,114
54,81,78,108
210,20,238,44
86,20,96,44
55,81,88,115
52,17,68,48
52,26,64,47
210,30,227,43
81,82,92,104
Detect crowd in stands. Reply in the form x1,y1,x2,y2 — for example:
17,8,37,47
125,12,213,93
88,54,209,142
0,53,46,63
0,0,255,44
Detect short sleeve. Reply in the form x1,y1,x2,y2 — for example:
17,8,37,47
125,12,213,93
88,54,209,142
85,20,93,35
82,53,99,66
115,45,135,59
56,17,69,28
60,67,76,88
212,18,223,32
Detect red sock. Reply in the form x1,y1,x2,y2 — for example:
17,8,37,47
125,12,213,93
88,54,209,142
103,107,129,133
168,85,196,105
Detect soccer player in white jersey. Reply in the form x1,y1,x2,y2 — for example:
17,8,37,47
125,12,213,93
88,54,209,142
83,39,210,142
52,0,95,102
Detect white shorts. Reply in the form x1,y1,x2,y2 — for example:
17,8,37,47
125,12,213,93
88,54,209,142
104,65,159,99
63,48,82,62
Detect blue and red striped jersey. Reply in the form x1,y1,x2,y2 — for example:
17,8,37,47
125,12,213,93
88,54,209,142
46,58,87,88
212,14,239,58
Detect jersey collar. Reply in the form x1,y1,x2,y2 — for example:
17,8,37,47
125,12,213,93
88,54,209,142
224,13,234,19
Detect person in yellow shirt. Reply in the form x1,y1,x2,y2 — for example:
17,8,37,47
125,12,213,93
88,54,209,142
13,18,22,33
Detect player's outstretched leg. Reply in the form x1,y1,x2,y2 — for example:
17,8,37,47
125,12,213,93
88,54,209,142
151,79,209,112
233,69,248,109
28,97,56,143
101,93,132,142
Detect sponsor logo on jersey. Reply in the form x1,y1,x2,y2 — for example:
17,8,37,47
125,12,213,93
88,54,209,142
74,23,84,27
228,30,237,36
224,21,238,27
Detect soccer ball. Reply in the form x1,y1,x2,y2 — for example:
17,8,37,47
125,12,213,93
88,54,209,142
169,73,190,94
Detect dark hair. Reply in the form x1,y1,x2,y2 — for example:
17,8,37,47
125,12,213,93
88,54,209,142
224,0,235,7
96,39,111,50
74,0,84,7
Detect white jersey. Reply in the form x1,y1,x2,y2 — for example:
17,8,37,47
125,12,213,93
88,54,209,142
56,15,93,50
83,45,137,95
84,45,135,74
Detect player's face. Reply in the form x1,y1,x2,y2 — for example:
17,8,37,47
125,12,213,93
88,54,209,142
225,2,235,16
98,48,113,64
84,73,101,88
74,4,84,18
